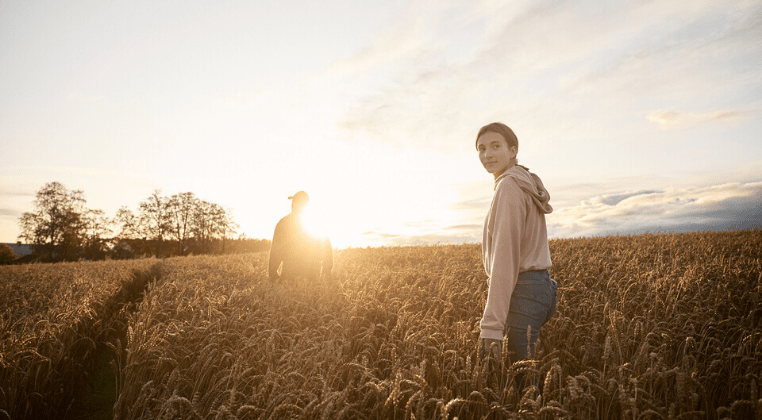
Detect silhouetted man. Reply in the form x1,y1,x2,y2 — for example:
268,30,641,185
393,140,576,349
268,191,333,282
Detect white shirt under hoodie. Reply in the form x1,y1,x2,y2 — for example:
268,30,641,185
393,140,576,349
480,164,553,340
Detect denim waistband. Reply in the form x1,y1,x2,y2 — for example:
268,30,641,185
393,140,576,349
518,269,549,276
517,269,550,282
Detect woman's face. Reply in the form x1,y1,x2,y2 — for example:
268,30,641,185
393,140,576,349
477,131,517,179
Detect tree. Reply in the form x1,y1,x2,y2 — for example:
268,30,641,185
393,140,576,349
138,190,172,257
81,209,112,259
0,243,18,265
190,200,214,253
166,192,198,255
189,200,238,253
113,206,142,239
214,206,239,253
18,182,89,261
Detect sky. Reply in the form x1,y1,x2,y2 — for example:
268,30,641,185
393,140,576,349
1,0,760,249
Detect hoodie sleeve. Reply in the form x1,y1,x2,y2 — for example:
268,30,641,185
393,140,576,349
479,178,526,340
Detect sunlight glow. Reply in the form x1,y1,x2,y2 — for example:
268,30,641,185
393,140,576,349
300,207,327,240
301,202,361,249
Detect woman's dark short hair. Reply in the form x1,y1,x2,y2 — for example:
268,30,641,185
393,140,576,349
476,122,519,151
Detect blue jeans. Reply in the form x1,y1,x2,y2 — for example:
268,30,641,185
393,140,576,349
504,270,557,360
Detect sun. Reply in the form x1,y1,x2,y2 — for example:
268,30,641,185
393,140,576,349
297,202,367,249
300,207,326,239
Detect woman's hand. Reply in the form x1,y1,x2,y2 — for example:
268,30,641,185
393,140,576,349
481,338,502,360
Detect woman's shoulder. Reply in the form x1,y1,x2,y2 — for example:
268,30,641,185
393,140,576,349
494,174,525,201
495,167,527,188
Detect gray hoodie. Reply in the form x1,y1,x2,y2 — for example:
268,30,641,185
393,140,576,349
480,164,553,340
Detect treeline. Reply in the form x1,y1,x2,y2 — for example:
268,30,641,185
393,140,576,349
15,182,270,262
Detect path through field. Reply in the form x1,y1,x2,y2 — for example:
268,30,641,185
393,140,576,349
2,230,761,419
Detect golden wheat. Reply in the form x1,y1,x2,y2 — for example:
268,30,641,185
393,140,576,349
3,229,761,419
0,258,157,418
110,231,762,419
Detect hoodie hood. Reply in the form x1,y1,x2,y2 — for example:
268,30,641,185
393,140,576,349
495,165,553,214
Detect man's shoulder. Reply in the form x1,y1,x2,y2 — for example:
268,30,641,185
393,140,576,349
276,213,294,226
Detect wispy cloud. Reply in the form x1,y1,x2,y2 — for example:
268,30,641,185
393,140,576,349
333,0,760,149
647,109,754,129
451,195,492,213
327,13,428,76
0,208,21,217
549,181,762,238
361,223,482,247
2,0,760,247
0,189,34,198
365,180,762,245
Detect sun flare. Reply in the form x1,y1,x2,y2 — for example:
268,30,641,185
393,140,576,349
300,207,326,239
299,204,361,249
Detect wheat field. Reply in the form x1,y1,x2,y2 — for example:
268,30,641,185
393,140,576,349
0,258,159,419
1,229,760,419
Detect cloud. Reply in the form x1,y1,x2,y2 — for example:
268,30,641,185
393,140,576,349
549,181,762,238
327,15,428,76
0,208,21,217
333,0,761,150
451,195,492,212
647,109,755,129
444,223,482,232
369,180,762,245
595,190,660,206
362,231,480,247
0,190,34,198
360,221,482,247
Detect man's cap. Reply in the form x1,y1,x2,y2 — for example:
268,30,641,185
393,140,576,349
288,191,309,201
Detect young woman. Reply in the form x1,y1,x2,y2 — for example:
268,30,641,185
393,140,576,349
476,122,558,365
